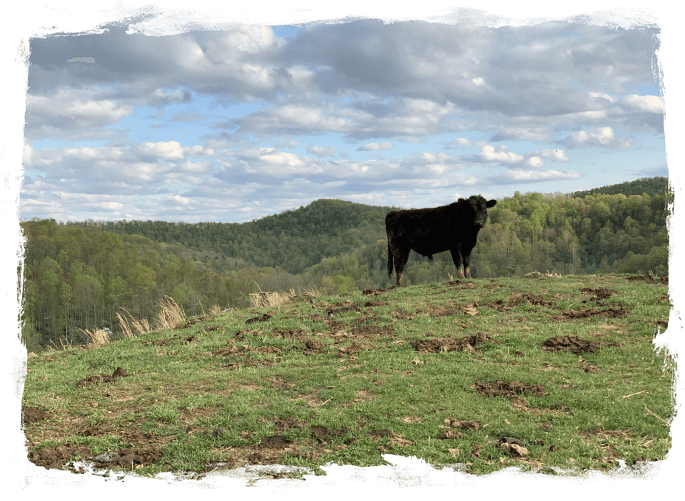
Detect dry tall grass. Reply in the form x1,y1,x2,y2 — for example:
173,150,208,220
48,285,320,348
82,327,110,346
249,285,323,308
155,296,187,330
116,296,187,338
116,309,153,338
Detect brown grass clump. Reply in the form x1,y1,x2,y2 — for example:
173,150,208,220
155,296,186,330
81,328,110,348
48,338,73,352
115,297,186,337
248,283,322,309
209,305,221,315
116,309,153,338
83,327,109,345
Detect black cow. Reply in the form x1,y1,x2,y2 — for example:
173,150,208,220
386,196,497,287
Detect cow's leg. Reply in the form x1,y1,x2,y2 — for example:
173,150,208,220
394,247,411,287
450,247,465,279
463,252,471,278
387,240,395,279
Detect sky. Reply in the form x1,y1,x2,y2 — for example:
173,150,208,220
20,15,667,224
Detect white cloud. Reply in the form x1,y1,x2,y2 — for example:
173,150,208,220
307,146,337,157
496,169,580,183
479,145,524,164
566,127,631,149
589,91,616,103
184,145,215,157
536,148,569,162
25,89,133,135
490,127,549,142
139,141,186,161
523,156,545,168
22,144,35,166
621,94,663,114
358,142,394,151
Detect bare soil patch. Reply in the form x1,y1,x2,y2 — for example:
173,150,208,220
425,303,480,317
22,406,51,425
245,312,274,324
472,380,546,398
410,331,499,353
75,367,128,388
363,287,396,296
542,336,600,354
579,287,615,300
551,305,627,321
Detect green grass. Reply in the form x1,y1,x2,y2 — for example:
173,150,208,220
23,274,674,478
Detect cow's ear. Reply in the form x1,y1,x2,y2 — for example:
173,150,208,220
458,198,465,204
486,199,497,208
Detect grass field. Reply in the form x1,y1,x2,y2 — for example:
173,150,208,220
21,273,674,480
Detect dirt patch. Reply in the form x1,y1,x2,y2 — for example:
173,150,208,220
22,406,51,425
337,342,374,355
209,340,308,363
472,380,546,398
266,328,308,341
442,418,481,432
75,367,128,388
363,287,395,296
367,428,395,440
185,418,355,478
551,305,627,321
626,273,668,286
326,305,361,316
326,325,395,343
363,301,388,307
304,339,325,351
28,442,162,473
540,336,622,354
489,292,555,313
509,291,552,307
410,331,499,353
542,336,600,354
392,311,416,320
580,287,615,300
497,437,545,458
233,328,262,340
28,426,172,471
327,320,346,334
210,345,251,357
425,303,480,317
446,280,478,289
246,312,274,324
147,335,197,347
310,425,350,443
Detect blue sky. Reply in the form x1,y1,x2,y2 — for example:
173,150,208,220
21,19,666,223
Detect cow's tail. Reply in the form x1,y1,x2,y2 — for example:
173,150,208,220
387,240,394,278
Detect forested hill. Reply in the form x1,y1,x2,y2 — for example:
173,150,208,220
571,176,669,199
74,199,403,275
57,177,668,275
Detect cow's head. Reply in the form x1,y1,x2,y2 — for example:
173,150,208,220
458,195,497,228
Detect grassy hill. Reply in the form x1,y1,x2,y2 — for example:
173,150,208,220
23,273,673,480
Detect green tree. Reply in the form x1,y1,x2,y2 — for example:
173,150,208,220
73,273,103,329
59,281,72,343
130,262,156,291
21,317,42,354
110,276,132,310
